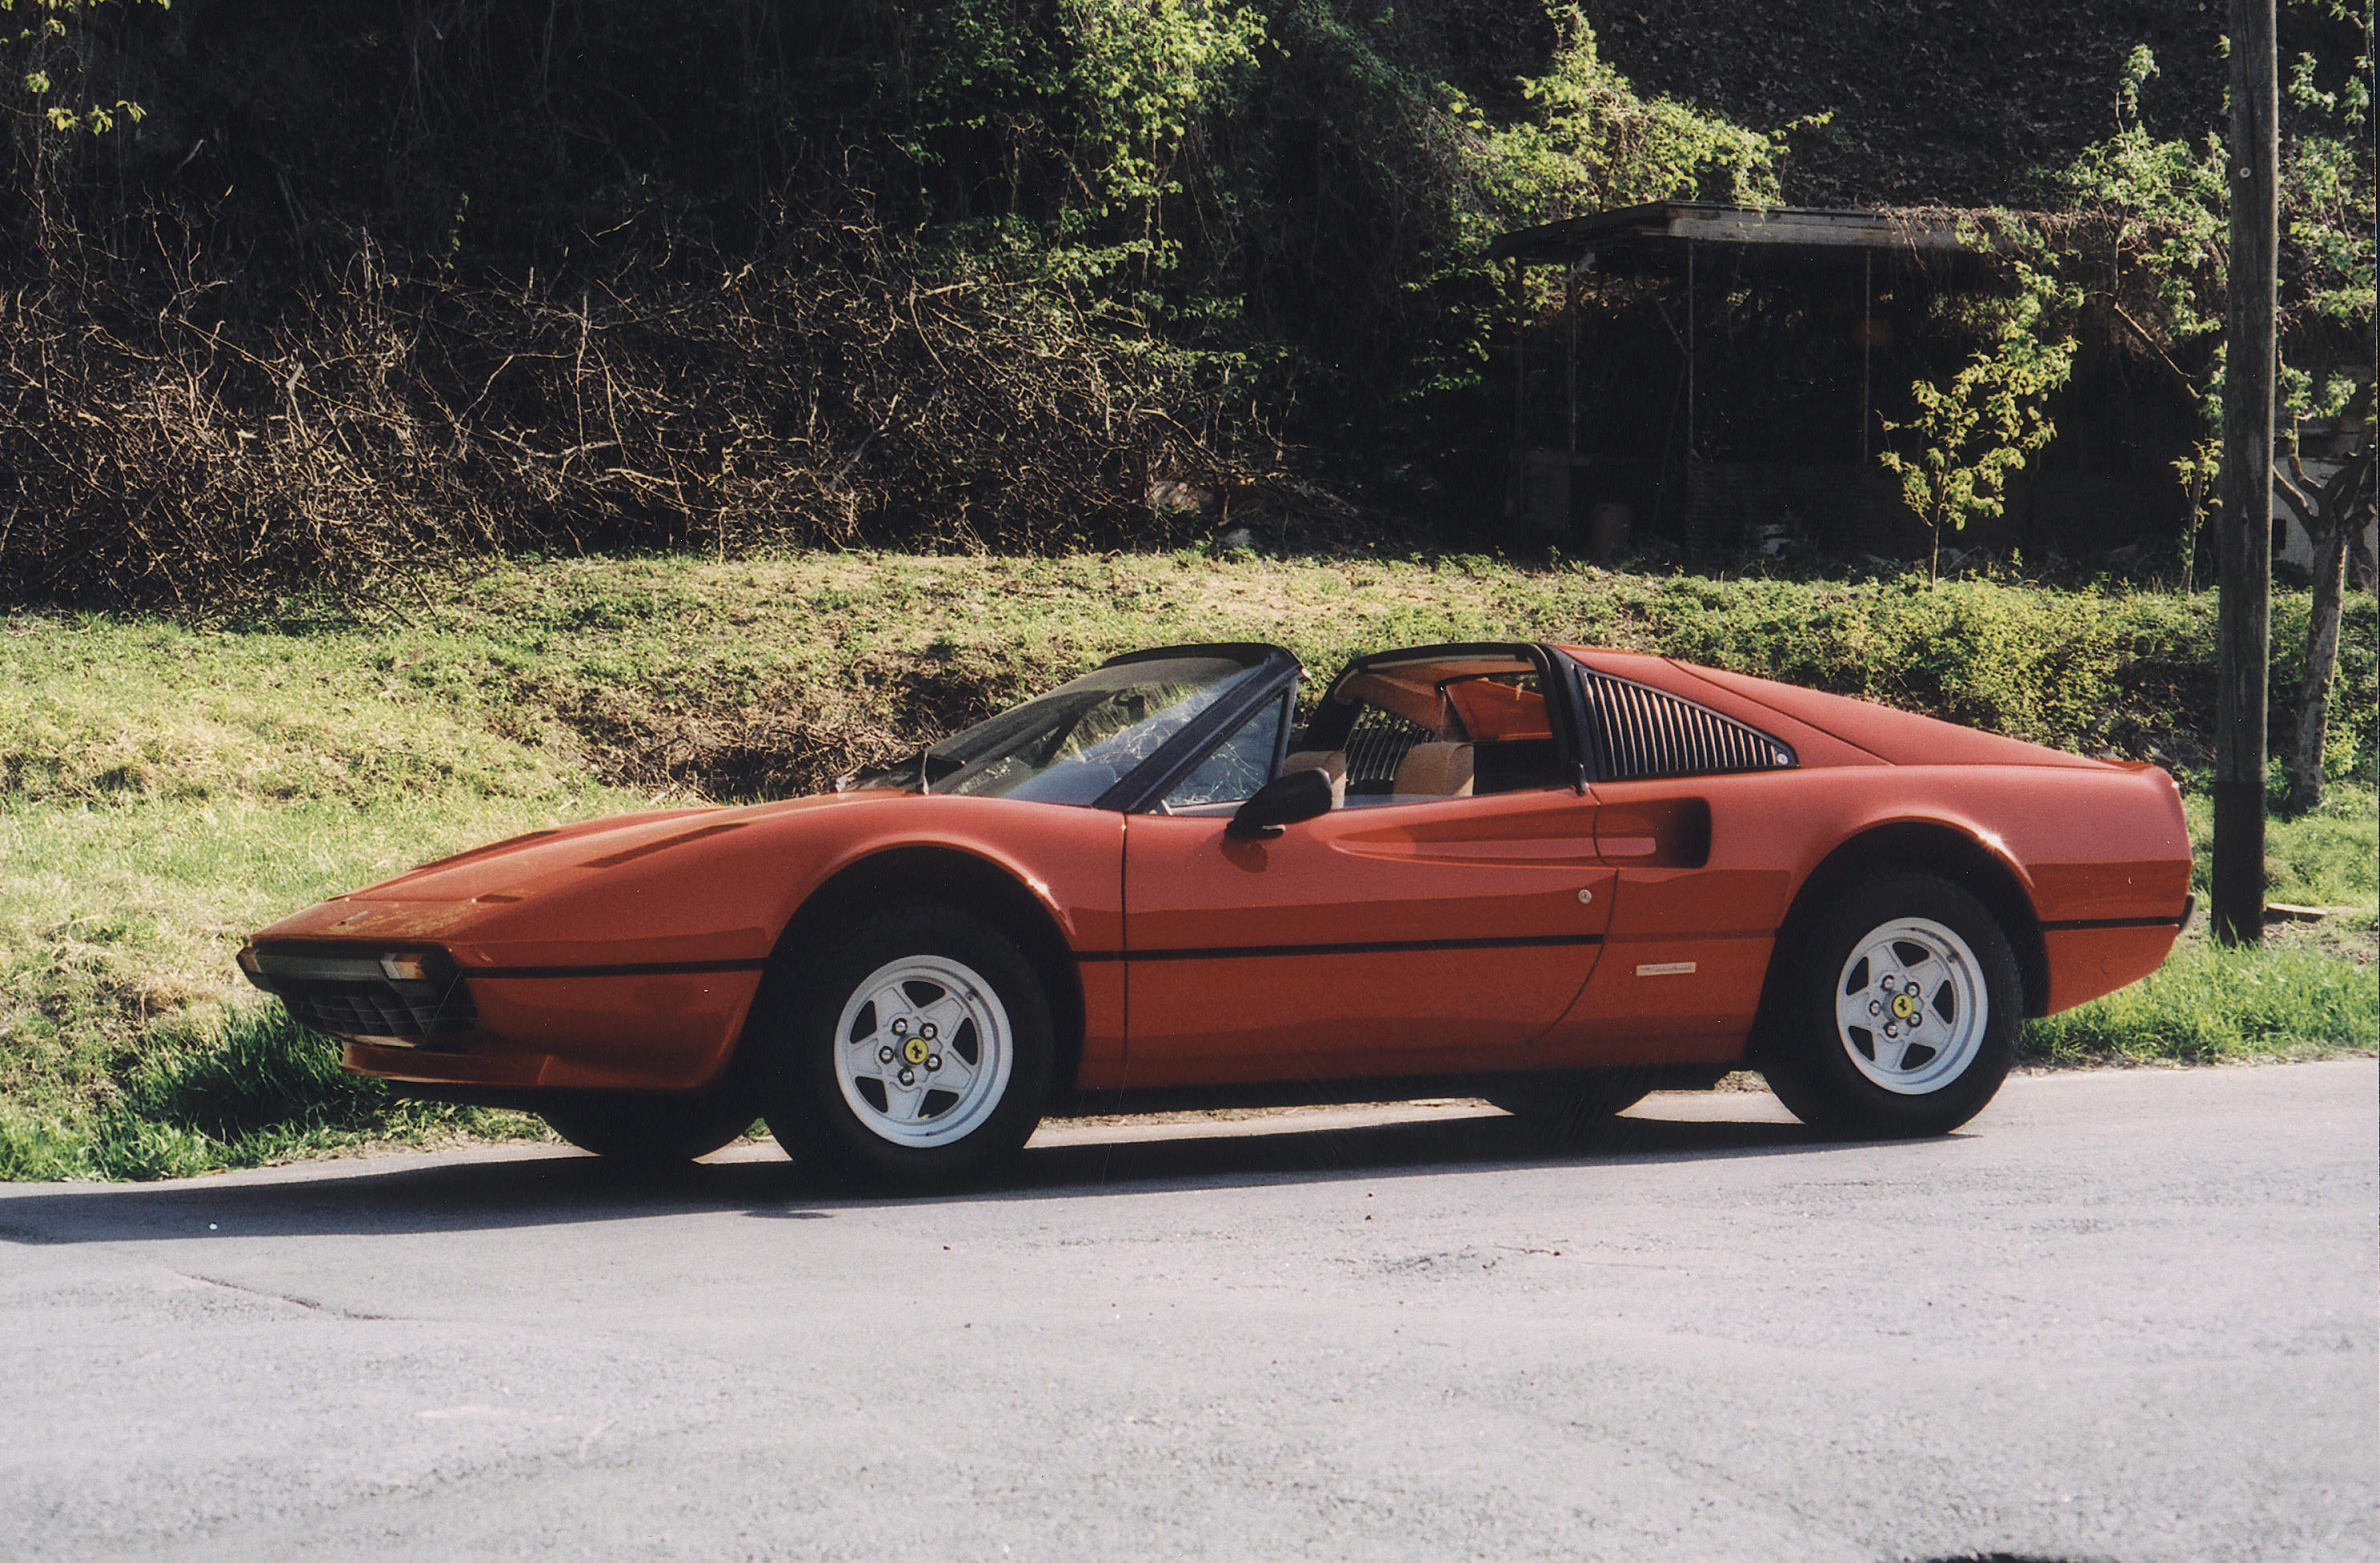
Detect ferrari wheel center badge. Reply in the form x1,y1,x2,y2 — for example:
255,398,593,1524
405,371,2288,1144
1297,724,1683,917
903,1036,930,1065
1890,992,1918,1023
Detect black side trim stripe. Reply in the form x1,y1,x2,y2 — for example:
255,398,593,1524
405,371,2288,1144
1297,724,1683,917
1080,934,1603,963
2039,915,2187,933
466,919,2171,977
473,959,770,979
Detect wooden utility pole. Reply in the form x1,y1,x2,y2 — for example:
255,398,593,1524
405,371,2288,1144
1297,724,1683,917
2213,0,2279,946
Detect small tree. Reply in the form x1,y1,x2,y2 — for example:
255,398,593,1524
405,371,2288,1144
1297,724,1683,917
2277,380,2376,814
1878,259,2076,582
2047,18,2371,802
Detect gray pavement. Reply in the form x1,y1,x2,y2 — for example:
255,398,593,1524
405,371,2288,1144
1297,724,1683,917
2,1060,2374,1561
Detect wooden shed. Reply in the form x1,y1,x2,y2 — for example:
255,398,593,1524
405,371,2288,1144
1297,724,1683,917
1488,201,2193,562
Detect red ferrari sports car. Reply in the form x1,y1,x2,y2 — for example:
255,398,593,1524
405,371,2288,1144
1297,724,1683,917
240,640,2192,1181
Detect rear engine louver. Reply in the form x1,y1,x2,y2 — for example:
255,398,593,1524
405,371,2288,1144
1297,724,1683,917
1576,669,1796,782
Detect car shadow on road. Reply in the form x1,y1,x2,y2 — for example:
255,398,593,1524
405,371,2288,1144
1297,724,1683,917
0,1107,1863,1246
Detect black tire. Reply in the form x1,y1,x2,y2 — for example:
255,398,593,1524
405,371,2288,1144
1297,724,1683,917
541,1091,756,1165
1760,871,2021,1138
760,905,1054,1187
1484,1071,1655,1139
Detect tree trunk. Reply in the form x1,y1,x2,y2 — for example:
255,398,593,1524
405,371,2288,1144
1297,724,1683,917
2289,508,2348,815
2280,385,2375,818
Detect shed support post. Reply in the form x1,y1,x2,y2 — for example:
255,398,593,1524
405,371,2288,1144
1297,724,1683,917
1565,265,1579,455
1505,258,1527,521
1861,249,1873,469
1685,240,1696,461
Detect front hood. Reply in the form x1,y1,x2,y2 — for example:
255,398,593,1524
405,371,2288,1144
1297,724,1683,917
249,783,1119,969
250,790,897,951
349,790,879,904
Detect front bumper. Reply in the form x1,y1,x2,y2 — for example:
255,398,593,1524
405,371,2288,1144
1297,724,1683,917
237,945,476,1045
240,939,768,1092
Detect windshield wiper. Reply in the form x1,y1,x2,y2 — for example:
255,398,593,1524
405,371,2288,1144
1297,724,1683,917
837,745,956,795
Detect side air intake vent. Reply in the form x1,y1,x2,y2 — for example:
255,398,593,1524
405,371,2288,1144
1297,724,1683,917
1576,669,1796,782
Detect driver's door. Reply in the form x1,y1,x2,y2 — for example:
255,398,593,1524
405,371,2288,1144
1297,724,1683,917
1119,790,1614,1088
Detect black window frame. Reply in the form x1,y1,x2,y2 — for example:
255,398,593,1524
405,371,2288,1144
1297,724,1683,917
1092,643,1305,814
1154,687,1297,811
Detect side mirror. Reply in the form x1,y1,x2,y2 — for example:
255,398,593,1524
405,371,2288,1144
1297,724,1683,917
1226,767,1335,839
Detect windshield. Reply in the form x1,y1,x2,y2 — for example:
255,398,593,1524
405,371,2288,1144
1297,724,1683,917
872,654,1267,806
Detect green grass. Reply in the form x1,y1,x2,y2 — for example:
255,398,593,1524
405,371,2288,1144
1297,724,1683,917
1,612,635,1168
2021,936,2378,1066
2022,779,2378,1071
2180,782,2380,911
4,551,2374,1179
0,1006,546,1181
2023,749,2380,1068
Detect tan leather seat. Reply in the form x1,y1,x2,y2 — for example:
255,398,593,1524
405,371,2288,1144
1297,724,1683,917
1391,741,1474,800
1281,749,1347,809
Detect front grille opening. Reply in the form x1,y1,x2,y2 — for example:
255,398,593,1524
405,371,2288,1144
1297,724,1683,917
279,980,477,1042
244,949,477,1044
1576,668,1796,782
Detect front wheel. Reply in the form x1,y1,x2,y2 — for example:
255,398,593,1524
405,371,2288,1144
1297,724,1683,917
1761,873,2020,1139
761,906,1053,1186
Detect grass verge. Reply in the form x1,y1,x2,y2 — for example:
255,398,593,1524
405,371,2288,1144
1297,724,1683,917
6,551,2374,1179
0,1007,545,1181
2020,932,2378,1068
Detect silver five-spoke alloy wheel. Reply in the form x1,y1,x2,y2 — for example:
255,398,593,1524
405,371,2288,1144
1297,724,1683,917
833,954,1015,1149
1833,915,1987,1095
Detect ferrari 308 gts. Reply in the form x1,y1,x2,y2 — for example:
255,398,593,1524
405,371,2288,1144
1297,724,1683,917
240,640,2192,1181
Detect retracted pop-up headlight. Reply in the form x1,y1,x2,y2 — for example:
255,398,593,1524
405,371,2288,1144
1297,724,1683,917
377,951,443,983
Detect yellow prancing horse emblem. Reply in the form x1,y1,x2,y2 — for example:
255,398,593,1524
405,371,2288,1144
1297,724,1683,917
903,1036,930,1064
1891,992,1919,1022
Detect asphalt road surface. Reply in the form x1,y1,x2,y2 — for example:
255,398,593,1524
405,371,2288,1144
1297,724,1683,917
4,1060,2374,1563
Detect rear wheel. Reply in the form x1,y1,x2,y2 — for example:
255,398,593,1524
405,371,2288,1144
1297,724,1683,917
540,1092,756,1165
761,906,1053,1186
1761,872,2020,1138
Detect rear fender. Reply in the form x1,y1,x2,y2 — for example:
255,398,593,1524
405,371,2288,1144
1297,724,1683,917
1754,819,2049,1066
